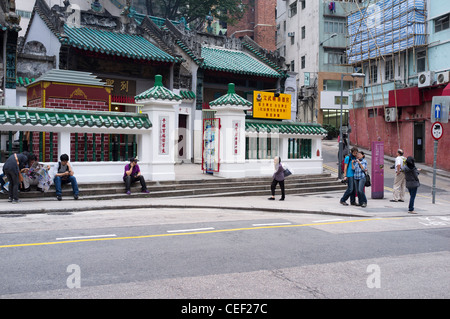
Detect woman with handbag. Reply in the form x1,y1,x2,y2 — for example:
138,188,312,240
352,151,368,207
268,156,285,201
404,156,421,214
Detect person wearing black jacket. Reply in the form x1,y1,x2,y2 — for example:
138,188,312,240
2,151,36,203
404,156,421,214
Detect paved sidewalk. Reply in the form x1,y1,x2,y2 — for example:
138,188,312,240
2,162,449,218
2,188,449,218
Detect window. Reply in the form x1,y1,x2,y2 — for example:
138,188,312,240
435,14,450,33
369,64,378,84
385,59,394,81
324,50,347,65
300,0,305,10
290,60,295,72
246,136,279,160
417,51,426,73
324,19,346,34
301,26,306,39
16,10,32,19
288,138,312,159
301,56,306,69
289,1,297,18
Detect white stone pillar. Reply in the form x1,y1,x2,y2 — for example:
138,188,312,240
135,75,182,181
57,131,71,159
209,83,252,179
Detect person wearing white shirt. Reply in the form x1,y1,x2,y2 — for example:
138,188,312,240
391,149,406,202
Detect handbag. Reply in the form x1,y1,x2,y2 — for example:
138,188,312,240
283,168,292,177
364,172,371,187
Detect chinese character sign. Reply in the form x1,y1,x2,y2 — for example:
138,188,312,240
253,91,291,120
159,116,169,155
232,120,240,155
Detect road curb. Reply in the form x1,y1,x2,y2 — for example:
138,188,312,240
0,203,370,218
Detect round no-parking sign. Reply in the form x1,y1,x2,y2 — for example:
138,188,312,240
431,122,444,140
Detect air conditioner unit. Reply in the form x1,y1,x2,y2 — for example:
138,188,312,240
287,32,295,37
385,107,397,122
353,93,364,102
418,71,435,87
436,71,450,84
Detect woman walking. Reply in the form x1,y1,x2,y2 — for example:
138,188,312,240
404,156,421,214
268,156,285,201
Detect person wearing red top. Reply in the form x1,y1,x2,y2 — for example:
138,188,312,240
123,157,149,195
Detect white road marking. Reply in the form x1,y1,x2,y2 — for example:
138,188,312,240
56,234,117,241
312,218,343,223
252,222,292,227
167,227,215,233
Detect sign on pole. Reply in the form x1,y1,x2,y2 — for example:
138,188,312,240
431,96,449,123
431,121,444,141
431,121,444,204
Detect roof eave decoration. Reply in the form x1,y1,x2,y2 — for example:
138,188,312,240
0,106,152,130
209,83,252,110
135,75,182,102
25,69,109,88
245,119,328,136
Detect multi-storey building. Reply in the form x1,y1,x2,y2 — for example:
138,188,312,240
348,0,450,170
276,0,363,126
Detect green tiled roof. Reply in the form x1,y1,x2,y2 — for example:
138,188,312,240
135,75,182,102
27,69,108,87
17,77,36,87
179,90,196,100
209,83,252,108
201,46,282,78
0,106,151,130
62,25,180,63
246,119,328,136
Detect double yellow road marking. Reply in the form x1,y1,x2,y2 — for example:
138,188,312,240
0,217,401,249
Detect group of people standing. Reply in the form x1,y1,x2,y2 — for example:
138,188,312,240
339,147,368,207
338,147,420,214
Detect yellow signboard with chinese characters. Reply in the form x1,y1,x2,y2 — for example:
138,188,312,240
253,91,291,120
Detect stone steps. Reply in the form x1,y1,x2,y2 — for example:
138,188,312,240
1,173,347,200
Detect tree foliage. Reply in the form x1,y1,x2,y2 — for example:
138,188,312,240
141,0,248,29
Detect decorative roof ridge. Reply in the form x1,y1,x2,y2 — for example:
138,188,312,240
27,69,109,87
135,75,182,102
241,37,285,76
246,118,327,128
0,106,151,129
209,83,252,108
0,105,146,118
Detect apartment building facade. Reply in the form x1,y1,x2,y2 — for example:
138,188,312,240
276,0,363,126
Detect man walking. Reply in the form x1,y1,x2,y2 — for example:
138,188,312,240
340,147,358,206
391,149,406,202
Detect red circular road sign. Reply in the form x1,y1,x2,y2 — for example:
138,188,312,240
431,121,444,140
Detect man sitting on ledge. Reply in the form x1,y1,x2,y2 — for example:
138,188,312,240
123,157,149,195
54,154,79,201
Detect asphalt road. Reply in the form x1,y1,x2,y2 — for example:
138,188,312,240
0,142,448,304
0,207,449,300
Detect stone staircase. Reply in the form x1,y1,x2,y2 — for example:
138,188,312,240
2,173,346,200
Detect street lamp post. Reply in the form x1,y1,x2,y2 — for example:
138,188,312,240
338,72,365,180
